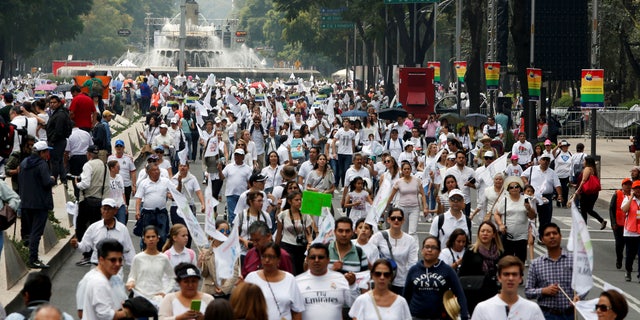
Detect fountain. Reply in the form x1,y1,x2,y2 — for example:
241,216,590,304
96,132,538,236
56,0,320,79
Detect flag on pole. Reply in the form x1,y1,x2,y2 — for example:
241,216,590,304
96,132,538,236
478,153,509,186
204,179,221,238
567,199,594,296
213,225,241,281
169,188,209,247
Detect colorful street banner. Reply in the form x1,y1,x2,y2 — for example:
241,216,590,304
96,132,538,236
301,190,333,216
567,199,594,296
427,61,441,84
484,62,501,90
454,61,467,84
527,68,542,101
580,69,604,108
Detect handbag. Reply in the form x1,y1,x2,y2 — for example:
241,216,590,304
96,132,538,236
582,175,601,195
0,204,17,231
458,275,486,291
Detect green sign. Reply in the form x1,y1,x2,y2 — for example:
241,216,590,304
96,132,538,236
301,191,333,216
321,15,344,21
321,22,355,29
384,0,439,3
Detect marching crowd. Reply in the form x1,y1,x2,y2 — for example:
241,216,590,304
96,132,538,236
0,71,632,320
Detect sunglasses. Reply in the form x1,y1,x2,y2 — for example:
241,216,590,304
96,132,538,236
372,271,392,278
595,304,611,312
384,160,391,163
219,229,230,235
449,197,463,203
507,185,521,190
106,257,123,263
423,245,439,251
307,255,326,261
389,216,403,222
484,157,493,160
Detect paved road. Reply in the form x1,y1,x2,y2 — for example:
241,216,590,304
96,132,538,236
44,158,639,319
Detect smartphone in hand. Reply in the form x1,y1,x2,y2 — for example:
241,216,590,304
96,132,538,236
190,300,201,311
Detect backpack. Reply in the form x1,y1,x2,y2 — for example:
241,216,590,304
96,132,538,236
437,213,473,243
0,116,17,158
91,79,103,98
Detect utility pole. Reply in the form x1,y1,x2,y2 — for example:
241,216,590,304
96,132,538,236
178,0,187,75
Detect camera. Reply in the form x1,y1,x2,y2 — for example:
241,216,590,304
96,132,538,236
296,234,308,246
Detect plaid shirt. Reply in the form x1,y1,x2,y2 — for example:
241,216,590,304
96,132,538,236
525,249,584,310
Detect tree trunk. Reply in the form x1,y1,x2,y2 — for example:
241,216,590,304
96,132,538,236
464,0,486,114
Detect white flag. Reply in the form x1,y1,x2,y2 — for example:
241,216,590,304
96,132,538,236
169,188,209,247
478,153,508,186
568,199,594,296
311,208,335,245
213,225,241,280
204,179,221,238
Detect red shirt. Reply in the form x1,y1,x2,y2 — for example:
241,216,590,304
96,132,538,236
69,94,95,129
241,247,294,277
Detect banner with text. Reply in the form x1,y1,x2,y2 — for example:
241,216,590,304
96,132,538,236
454,61,467,84
484,62,500,90
527,68,542,101
427,61,441,84
580,69,604,109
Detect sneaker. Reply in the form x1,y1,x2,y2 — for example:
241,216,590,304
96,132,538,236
600,220,608,230
616,261,622,269
28,260,50,269
75,257,91,266
625,272,631,282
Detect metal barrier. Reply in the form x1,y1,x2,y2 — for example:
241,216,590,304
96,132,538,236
554,110,640,139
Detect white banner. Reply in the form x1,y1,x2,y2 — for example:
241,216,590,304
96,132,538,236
203,136,220,158
311,208,335,245
370,174,393,225
568,200,594,296
213,225,241,281
169,188,209,247
204,180,221,239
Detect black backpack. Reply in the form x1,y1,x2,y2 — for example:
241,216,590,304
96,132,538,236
437,213,473,243
0,116,18,158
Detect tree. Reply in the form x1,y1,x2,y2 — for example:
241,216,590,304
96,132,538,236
463,0,486,114
0,0,92,77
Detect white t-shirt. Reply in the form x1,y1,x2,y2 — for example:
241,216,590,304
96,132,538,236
221,163,252,196
553,150,573,178
134,177,173,209
82,269,122,320
108,154,136,187
348,292,412,320
352,240,380,265
445,165,475,204
245,271,306,320
429,211,472,245
335,128,355,155
471,294,544,320
295,270,352,319
511,140,534,165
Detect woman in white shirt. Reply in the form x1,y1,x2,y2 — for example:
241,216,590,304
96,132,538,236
438,228,467,272
107,160,127,225
260,151,282,194
158,263,214,320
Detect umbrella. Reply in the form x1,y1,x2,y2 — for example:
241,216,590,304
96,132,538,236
250,81,265,89
284,80,297,86
377,108,408,120
341,109,369,118
439,112,463,124
35,83,57,91
53,84,73,92
318,86,333,95
465,113,487,127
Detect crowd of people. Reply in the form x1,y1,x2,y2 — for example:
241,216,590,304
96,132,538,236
0,70,633,320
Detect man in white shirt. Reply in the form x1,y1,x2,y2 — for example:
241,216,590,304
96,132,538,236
221,148,253,225
511,132,534,169
307,110,331,153
471,256,544,319
445,151,476,215
82,239,133,320
385,129,404,161
521,154,562,238
9,105,38,153
298,147,319,186
335,119,356,188
134,163,177,250
296,243,353,320
429,189,472,245
108,140,137,206
152,124,173,155
483,116,504,140
70,198,135,265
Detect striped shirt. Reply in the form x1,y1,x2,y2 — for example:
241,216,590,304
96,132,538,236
525,249,583,310
328,241,368,273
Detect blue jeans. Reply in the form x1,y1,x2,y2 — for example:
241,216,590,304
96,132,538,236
116,205,127,226
226,195,240,225
330,159,339,187
337,154,353,188
425,184,437,210
140,208,169,250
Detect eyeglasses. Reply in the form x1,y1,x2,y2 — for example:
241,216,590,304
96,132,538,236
449,197,463,203
307,255,326,261
389,216,403,222
507,185,521,190
219,229,230,235
372,271,392,278
260,254,278,260
484,157,493,160
423,245,439,251
106,257,123,263
384,160,391,163
595,304,612,312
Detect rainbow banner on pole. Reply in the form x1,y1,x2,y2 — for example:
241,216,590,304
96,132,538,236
580,69,604,109
484,62,500,90
454,61,467,84
527,68,542,101
427,61,441,84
